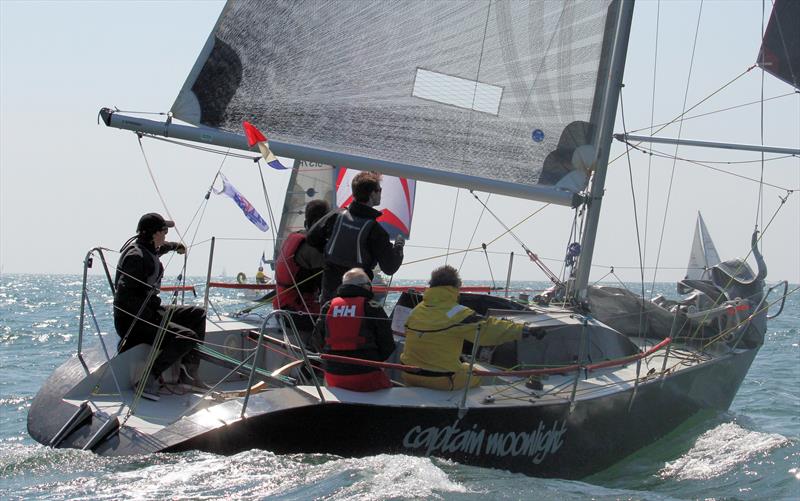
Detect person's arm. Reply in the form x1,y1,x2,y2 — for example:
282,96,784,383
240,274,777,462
157,242,186,256
370,225,404,275
457,312,523,346
368,301,396,361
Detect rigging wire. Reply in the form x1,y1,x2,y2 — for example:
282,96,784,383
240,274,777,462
618,141,798,191
623,92,795,135
649,0,705,298
644,0,662,276
140,133,259,160
468,191,560,284
619,92,648,338
608,64,757,168
457,193,491,272
136,134,185,245
445,189,460,266
756,0,766,239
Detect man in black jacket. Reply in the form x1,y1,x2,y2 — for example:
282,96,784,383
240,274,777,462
307,171,404,303
114,212,206,400
314,268,396,391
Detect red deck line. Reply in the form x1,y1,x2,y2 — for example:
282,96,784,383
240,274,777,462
207,282,276,290
319,338,673,378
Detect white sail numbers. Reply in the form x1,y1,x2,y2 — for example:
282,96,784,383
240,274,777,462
402,420,567,464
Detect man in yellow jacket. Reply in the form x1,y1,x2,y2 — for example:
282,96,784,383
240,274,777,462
401,265,529,390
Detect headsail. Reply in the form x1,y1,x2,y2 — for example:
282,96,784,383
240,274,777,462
685,213,721,281
274,160,336,260
170,0,621,206
335,169,416,240
757,0,800,90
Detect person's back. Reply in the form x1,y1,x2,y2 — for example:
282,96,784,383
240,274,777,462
401,266,527,391
307,171,404,302
316,268,396,391
273,200,329,314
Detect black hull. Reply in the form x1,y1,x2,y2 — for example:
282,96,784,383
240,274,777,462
166,347,758,479
29,339,758,479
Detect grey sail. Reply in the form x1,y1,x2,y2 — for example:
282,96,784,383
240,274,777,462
170,0,619,206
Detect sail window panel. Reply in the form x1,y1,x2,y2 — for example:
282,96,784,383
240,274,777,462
172,0,614,196
412,69,503,115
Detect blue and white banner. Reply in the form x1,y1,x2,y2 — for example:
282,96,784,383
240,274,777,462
213,173,269,232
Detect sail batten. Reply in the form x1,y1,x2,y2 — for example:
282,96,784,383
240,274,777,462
170,0,618,203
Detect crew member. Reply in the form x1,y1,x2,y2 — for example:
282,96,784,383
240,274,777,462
255,266,268,284
401,265,532,390
315,268,396,391
114,212,206,400
273,199,329,347
307,171,404,303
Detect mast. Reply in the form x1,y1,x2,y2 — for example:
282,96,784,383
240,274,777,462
573,0,636,301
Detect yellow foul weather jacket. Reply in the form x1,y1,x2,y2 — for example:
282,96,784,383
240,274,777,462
400,286,523,390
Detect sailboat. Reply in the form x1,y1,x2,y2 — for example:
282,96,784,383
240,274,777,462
28,0,797,479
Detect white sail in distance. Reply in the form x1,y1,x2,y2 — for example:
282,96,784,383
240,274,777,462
685,212,722,281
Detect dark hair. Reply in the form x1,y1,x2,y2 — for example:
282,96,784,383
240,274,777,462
429,265,462,288
351,171,382,203
304,199,331,229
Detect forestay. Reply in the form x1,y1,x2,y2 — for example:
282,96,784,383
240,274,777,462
171,0,619,206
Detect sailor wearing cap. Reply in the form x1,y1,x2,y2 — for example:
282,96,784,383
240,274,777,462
314,268,396,391
113,212,206,400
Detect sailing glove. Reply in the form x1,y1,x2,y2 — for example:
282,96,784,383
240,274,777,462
394,234,405,249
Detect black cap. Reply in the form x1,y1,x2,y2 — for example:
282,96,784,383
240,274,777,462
137,212,175,233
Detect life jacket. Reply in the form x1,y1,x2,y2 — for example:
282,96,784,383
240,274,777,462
324,210,375,269
273,232,318,312
324,296,375,352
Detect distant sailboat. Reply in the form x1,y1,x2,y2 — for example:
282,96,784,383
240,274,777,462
685,212,721,281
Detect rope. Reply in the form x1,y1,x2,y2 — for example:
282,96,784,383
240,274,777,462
135,135,185,245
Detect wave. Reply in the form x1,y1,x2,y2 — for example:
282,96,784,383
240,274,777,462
659,422,789,480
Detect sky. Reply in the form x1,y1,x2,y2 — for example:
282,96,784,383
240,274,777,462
1,0,798,287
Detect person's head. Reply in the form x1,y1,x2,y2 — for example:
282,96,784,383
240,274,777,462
137,212,174,247
351,171,382,206
341,267,371,290
258,266,264,272
304,199,330,229
429,265,462,289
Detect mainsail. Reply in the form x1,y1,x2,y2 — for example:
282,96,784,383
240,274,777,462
685,212,721,281
170,0,621,206
335,169,416,240
757,0,800,90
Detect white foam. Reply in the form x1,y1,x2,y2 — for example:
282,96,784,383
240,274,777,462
660,422,789,480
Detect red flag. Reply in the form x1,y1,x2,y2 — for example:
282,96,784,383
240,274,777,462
241,121,287,170
243,121,267,147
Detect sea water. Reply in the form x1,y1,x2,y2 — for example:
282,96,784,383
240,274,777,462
1,275,798,500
